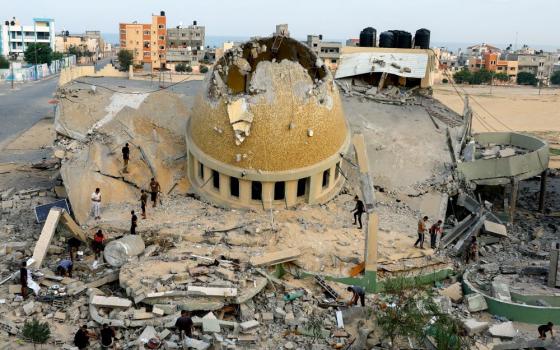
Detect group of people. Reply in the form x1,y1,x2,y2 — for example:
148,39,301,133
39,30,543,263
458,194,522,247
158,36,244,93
414,216,443,250
74,323,116,349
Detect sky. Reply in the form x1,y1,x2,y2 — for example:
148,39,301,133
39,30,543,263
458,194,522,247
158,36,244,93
2,0,560,49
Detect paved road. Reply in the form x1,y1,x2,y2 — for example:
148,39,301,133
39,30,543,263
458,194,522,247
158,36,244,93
0,76,58,150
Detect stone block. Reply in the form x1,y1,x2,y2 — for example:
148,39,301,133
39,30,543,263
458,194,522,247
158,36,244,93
54,311,67,322
215,267,235,281
491,282,512,302
23,301,35,315
466,293,488,312
239,320,259,331
462,318,489,335
202,318,220,333
152,306,165,316
439,282,463,303
261,312,274,323
489,321,517,338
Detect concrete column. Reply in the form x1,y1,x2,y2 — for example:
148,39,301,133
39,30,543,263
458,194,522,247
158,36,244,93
202,165,212,189
548,243,560,288
539,170,548,213
328,165,336,191
219,173,229,198
187,153,195,184
509,177,519,224
364,212,379,293
308,172,323,204
285,180,298,207
261,182,274,210
239,179,251,205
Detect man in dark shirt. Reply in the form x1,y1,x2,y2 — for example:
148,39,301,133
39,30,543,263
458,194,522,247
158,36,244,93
351,195,365,229
140,190,148,219
122,143,130,173
100,323,116,349
74,325,90,349
175,310,193,340
130,210,138,235
20,261,28,299
346,285,366,306
538,322,554,339
149,178,161,207
67,237,82,261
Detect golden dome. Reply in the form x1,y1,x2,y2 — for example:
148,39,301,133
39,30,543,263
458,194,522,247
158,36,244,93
188,36,349,172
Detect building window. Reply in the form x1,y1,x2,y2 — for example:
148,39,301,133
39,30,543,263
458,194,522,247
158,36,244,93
159,36,164,40
158,25,164,29
297,178,308,197
230,177,239,198
212,170,220,190
144,31,150,35
160,46,165,50
322,169,330,188
274,182,285,201
331,59,337,63
251,182,262,201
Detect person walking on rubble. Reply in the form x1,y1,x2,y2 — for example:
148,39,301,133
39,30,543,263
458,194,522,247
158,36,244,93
20,261,28,300
429,220,443,249
175,310,194,341
140,189,148,219
122,143,130,173
92,229,105,259
351,195,365,229
130,210,138,235
414,216,429,249
346,285,366,307
149,178,161,207
466,236,478,263
91,188,102,220
538,322,554,339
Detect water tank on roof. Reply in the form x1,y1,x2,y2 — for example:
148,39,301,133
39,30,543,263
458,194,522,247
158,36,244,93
160,11,165,16
359,27,376,47
414,28,430,49
379,31,395,48
319,34,323,40
193,20,197,26
391,30,412,49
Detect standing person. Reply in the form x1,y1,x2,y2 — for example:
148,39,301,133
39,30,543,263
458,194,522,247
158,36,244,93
346,285,366,307
67,237,82,261
20,261,28,300
56,258,74,278
91,188,101,220
175,310,193,340
351,195,365,229
149,178,161,207
100,323,116,349
92,230,105,259
121,143,130,173
466,236,478,263
414,216,429,249
538,322,554,339
140,190,148,219
130,210,138,235
74,325,91,349
429,220,443,249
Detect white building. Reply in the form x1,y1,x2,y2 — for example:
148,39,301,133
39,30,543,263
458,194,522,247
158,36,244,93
0,17,55,59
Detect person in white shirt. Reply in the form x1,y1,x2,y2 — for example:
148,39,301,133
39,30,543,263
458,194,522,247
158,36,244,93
91,188,101,220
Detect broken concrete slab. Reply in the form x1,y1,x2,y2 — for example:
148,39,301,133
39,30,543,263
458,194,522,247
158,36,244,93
138,325,158,343
466,293,488,312
498,148,516,158
23,301,35,315
240,320,259,331
484,220,507,237
489,321,517,338
492,282,512,302
187,285,237,297
249,248,301,267
91,295,132,308
30,208,63,267
462,318,489,335
202,318,221,333
439,282,463,303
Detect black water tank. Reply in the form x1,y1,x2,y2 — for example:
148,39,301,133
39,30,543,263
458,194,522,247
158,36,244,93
379,31,394,48
193,20,197,26
359,27,376,47
319,34,323,40
391,30,412,48
414,28,430,49
160,11,165,16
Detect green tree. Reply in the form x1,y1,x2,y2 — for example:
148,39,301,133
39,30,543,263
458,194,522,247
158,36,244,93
199,65,209,73
517,71,538,86
0,55,9,69
118,49,133,71
470,68,493,85
52,52,64,61
551,70,560,85
175,63,190,72
453,69,472,84
23,43,53,66
495,72,509,82
67,45,82,58
22,319,50,349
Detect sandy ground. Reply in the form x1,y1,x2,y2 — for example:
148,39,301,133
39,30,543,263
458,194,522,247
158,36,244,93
434,84,560,168
3,117,56,151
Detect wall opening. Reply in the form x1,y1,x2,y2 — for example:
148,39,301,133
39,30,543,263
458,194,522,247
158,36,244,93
297,177,308,197
335,162,341,180
251,181,262,201
322,169,330,188
198,162,204,180
230,177,240,198
274,182,285,201
212,170,220,190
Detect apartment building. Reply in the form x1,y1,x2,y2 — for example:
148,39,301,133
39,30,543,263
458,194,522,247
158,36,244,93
517,53,560,85
166,21,205,70
55,31,104,59
468,51,518,81
0,17,55,59
306,35,342,71
119,11,166,68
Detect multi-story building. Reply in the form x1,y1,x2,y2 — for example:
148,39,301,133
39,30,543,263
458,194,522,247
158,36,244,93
55,31,104,60
306,35,342,71
166,21,205,70
467,51,518,81
517,53,560,85
0,17,55,59
465,43,502,58
345,38,359,47
119,11,166,69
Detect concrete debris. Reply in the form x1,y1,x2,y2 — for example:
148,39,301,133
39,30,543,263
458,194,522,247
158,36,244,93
439,282,463,303
492,282,512,302
465,293,488,312
462,318,489,335
104,235,145,267
488,321,518,339
249,248,301,266
90,295,133,308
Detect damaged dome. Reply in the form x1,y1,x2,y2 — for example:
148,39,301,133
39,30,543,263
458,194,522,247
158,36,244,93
188,36,349,172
